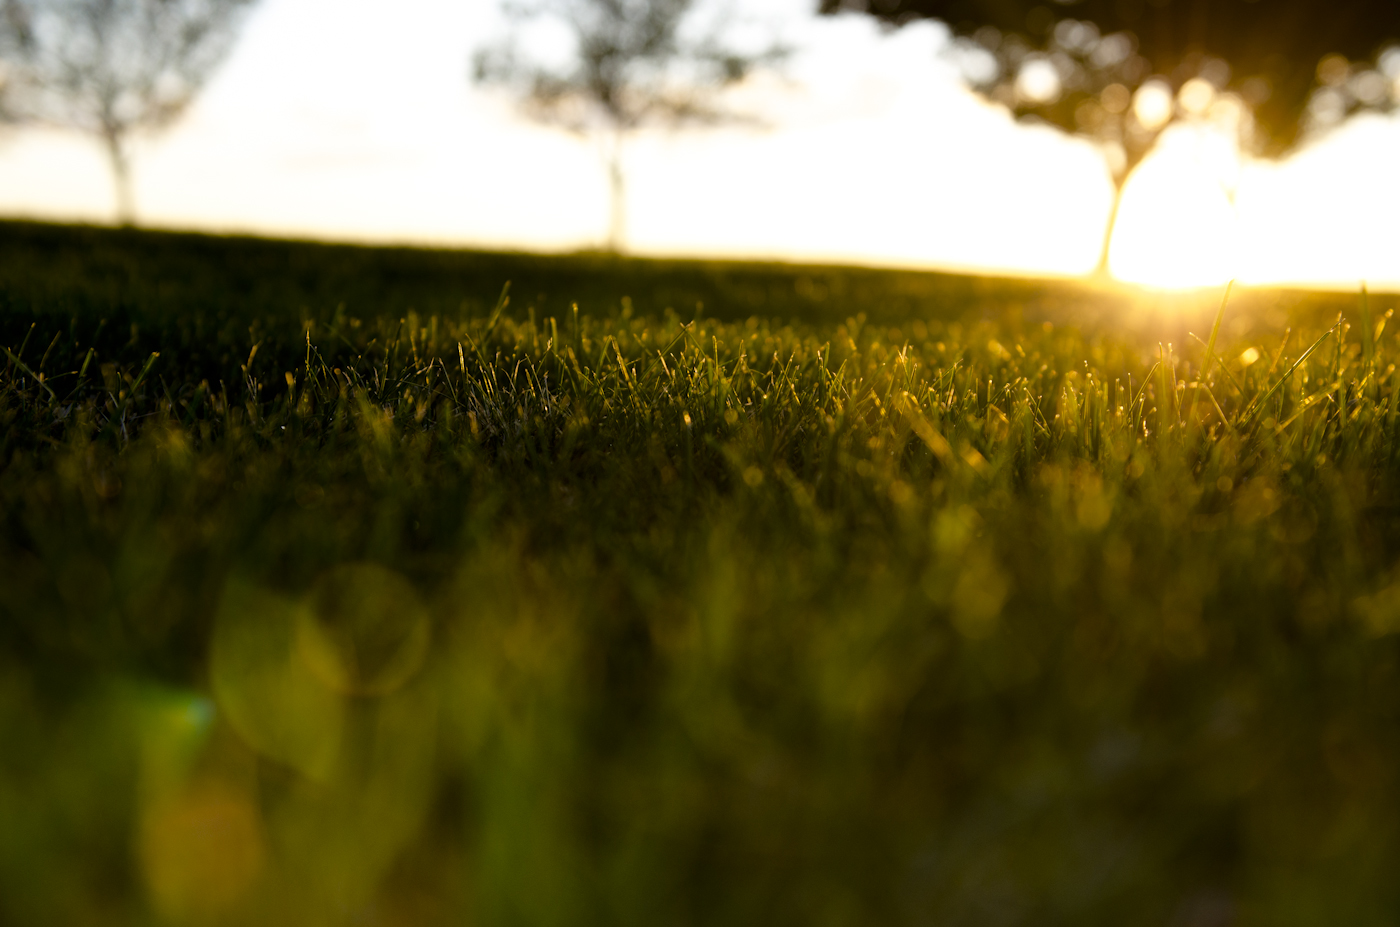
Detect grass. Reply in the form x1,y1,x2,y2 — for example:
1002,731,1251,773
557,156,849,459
2,219,1400,926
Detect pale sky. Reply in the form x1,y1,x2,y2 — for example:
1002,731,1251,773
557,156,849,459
1,0,1397,291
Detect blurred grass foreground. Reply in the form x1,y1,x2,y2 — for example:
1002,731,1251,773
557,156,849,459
4,220,1400,926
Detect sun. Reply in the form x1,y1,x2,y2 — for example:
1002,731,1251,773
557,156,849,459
1108,128,1240,291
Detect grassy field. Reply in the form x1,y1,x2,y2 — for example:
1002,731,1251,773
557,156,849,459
3,219,1399,926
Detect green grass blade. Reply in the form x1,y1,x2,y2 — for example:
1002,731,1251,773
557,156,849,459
1240,323,1337,425
2,345,57,401
1187,280,1232,424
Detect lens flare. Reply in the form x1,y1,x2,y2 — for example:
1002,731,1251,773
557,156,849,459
298,562,431,697
138,782,265,922
209,581,345,779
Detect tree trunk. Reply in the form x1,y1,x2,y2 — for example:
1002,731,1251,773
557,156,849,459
102,126,135,227
1094,178,1125,280
604,130,626,253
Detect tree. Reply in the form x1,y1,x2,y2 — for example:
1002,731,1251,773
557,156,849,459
820,0,1400,276
0,2,32,121
474,0,787,252
0,0,258,225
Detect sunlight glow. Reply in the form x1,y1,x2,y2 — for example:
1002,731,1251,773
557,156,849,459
1132,80,1173,132
1233,114,1400,290
0,0,1394,289
1109,128,1240,290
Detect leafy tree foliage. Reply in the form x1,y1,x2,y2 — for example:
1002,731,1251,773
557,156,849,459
0,0,257,224
821,0,1400,272
475,0,786,252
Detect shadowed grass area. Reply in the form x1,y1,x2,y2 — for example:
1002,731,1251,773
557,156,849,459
2,221,1399,926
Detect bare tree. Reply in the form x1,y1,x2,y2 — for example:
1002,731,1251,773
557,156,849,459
475,0,786,252
0,2,32,122
0,0,258,225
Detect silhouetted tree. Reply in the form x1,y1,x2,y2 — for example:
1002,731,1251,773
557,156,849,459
475,0,786,252
0,0,257,224
821,0,1400,275
0,2,31,121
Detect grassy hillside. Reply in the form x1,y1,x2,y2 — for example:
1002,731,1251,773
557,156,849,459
2,220,1398,926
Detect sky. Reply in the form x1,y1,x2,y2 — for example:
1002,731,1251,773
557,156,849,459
0,0,1397,291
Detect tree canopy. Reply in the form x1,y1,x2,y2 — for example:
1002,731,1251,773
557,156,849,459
823,0,1399,158
821,0,1400,272
474,0,786,251
0,0,257,223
